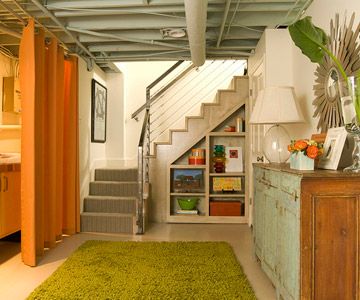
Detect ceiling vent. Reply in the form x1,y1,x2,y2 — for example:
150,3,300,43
160,28,187,38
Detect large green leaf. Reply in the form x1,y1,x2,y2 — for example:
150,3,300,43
288,16,329,63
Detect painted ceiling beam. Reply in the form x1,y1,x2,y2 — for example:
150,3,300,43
45,0,299,9
48,3,302,17
0,24,21,38
67,27,189,50
216,0,231,48
53,27,262,44
88,43,182,52
45,0,225,9
59,11,298,31
0,34,20,45
30,0,95,58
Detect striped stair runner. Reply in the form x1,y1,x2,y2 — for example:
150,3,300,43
81,168,138,234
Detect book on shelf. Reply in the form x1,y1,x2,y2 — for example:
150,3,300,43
176,209,198,215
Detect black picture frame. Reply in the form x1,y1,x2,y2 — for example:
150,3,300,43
91,79,107,143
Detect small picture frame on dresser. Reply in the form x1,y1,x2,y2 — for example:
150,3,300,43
318,127,349,170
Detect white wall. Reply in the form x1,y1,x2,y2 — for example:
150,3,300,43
105,72,124,164
291,0,360,138
116,61,175,163
78,58,125,208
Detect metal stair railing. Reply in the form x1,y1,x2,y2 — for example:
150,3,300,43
134,60,190,234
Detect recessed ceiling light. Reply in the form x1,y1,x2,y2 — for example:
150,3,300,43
160,28,187,38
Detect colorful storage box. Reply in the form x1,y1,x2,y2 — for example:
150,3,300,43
209,201,244,216
212,177,242,192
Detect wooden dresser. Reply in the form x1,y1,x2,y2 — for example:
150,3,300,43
253,163,360,300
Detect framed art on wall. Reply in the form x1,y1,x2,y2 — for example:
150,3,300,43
91,79,107,143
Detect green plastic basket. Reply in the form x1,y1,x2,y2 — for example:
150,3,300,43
177,197,198,210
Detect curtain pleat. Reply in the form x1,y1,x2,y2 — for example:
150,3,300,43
34,28,45,256
19,19,36,267
63,57,79,235
56,47,65,240
19,19,79,266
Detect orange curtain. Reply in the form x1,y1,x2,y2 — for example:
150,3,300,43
19,19,80,266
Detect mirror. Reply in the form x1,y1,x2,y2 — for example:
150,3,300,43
325,68,339,101
313,13,360,132
2,76,21,125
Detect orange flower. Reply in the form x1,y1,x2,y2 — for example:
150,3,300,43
306,145,319,159
287,144,293,152
294,140,308,151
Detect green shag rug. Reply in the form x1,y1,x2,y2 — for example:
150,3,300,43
28,241,256,299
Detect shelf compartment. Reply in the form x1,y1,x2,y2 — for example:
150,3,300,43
170,195,206,216
171,168,205,193
210,176,245,194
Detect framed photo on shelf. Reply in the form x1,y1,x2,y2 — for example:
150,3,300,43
318,127,348,170
91,79,107,143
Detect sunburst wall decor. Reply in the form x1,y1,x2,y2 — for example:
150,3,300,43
313,13,360,132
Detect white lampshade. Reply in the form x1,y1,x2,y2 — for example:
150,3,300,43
249,86,304,164
249,86,305,124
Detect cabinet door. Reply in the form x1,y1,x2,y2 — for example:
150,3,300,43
302,179,360,300
0,171,21,237
278,195,300,300
253,179,265,259
262,186,278,282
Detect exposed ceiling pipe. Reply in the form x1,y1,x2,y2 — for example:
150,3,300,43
184,0,208,67
30,0,95,59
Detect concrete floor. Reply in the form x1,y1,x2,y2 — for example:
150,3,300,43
0,223,276,300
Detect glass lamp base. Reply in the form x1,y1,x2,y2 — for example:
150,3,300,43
263,124,290,164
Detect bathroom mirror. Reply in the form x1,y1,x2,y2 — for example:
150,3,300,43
313,13,360,132
1,76,21,125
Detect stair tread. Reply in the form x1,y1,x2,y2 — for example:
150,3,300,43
81,212,134,217
85,195,137,200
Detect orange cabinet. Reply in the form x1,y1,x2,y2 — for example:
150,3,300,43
0,171,21,238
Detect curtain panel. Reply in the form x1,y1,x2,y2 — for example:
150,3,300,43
19,19,79,266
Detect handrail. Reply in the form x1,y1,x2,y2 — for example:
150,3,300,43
138,108,150,147
131,60,185,119
136,108,150,234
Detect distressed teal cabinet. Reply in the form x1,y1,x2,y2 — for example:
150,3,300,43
253,164,360,300
253,165,301,300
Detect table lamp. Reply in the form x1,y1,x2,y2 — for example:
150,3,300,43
249,86,305,163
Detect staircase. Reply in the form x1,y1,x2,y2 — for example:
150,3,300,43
80,61,248,232
81,168,138,234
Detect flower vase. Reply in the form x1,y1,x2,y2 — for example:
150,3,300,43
290,152,314,170
340,75,360,172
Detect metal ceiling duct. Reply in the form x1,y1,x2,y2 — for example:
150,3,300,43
184,0,208,67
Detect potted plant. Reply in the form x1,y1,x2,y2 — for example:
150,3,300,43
288,139,323,170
